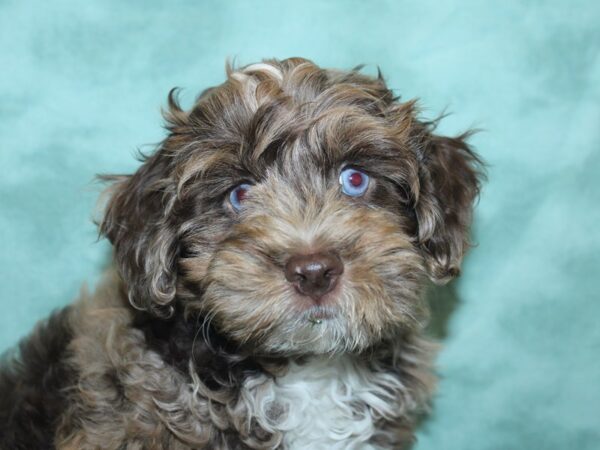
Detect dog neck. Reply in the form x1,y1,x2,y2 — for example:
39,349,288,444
132,304,435,448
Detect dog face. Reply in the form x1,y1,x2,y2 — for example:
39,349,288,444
101,58,482,355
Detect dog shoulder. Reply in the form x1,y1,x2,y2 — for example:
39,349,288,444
0,304,74,450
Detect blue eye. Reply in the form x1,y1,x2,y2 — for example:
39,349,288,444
339,167,370,197
229,183,251,211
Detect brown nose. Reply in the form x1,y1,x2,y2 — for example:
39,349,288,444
284,252,344,301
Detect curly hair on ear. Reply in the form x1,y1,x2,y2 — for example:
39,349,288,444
99,149,181,318
412,123,485,283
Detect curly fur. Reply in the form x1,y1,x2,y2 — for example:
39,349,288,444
0,57,483,449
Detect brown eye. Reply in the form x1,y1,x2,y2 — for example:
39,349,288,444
229,183,251,211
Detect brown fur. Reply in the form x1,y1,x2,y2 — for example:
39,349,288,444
0,58,483,449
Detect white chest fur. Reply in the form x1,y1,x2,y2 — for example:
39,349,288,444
148,335,432,449
264,356,408,450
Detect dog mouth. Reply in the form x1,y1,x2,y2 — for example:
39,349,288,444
300,305,338,324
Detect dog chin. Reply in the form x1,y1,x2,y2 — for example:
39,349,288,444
258,309,373,356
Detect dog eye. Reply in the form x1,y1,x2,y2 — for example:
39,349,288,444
229,183,252,211
339,167,369,197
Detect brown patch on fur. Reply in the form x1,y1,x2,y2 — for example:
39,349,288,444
0,306,74,449
54,272,232,448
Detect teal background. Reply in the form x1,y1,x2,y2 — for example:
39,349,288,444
1,0,599,448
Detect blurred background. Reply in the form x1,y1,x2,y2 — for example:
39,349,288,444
1,0,599,448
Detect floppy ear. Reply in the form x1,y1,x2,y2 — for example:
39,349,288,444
413,125,484,284
99,150,179,317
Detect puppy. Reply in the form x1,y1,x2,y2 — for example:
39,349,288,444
0,58,483,449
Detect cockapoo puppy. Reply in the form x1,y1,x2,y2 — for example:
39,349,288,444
0,58,482,449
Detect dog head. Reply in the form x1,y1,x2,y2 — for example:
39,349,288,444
100,58,483,355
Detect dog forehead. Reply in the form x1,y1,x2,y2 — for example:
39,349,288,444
175,59,419,192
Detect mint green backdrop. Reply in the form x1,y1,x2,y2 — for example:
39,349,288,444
1,1,599,448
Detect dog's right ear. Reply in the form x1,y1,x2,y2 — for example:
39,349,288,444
99,149,180,318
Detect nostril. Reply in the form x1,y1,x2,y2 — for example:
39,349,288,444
324,267,340,279
292,272,306,283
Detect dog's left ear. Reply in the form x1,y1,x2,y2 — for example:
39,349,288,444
99,150,179,318
412,124,484,284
